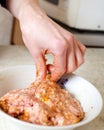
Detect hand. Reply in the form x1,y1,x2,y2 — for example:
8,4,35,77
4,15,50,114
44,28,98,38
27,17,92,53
8,0,86,81
17,2,86,81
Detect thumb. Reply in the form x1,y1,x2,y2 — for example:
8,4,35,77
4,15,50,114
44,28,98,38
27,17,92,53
34,53,47,82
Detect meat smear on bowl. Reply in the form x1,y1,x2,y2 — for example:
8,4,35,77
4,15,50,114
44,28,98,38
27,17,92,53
0,75,85,126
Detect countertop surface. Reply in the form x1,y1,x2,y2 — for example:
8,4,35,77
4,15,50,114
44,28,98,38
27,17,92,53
0,45,104,130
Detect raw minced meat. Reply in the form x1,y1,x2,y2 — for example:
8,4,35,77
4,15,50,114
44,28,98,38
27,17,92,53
0,76,84,126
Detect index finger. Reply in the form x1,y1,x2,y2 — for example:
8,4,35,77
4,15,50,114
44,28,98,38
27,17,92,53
49,49,67,81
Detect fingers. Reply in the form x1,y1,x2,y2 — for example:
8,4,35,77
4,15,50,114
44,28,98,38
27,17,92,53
48,40,67,81
52,22,86,73
49,55,66,81
77,41,86,56
32,51,47,82
66,39,85,73
74,39,85,67
66,42,77,73
47,24,86,80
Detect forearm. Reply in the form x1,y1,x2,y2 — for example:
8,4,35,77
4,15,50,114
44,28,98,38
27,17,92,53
6,0,39,19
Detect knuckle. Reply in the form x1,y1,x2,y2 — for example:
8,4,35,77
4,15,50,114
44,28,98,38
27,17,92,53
67,34,74,42
83,45,86,53
51,38,68,55
79,43,86,54
66,35,75,48
77,59,84,67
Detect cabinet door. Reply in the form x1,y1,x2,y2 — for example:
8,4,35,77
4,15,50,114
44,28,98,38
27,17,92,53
12,18,24,45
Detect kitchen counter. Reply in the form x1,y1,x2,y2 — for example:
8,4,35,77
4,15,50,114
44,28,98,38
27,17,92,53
0,45,104,130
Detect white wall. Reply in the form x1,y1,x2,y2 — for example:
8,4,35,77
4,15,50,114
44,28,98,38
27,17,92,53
0,5,13,45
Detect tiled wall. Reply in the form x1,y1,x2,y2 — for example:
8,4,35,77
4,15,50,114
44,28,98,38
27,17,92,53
0,6,13,45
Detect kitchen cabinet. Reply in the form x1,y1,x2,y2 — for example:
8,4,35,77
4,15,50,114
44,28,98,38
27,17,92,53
12,18,24,45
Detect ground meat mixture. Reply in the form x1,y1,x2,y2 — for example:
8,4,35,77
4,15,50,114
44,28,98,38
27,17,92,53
0,76,84,126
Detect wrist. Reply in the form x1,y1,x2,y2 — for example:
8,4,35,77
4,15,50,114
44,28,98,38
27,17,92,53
7,0,39,19
17,0,47,27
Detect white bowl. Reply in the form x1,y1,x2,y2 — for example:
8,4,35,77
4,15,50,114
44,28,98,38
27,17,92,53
0,65,103,130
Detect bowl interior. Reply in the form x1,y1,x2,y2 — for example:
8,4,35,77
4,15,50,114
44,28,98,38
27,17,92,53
0,65,103,130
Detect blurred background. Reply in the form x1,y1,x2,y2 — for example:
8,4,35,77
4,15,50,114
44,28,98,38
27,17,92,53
0,0,104,47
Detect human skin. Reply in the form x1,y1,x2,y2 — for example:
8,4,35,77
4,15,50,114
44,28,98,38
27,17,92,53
6,0,86,81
